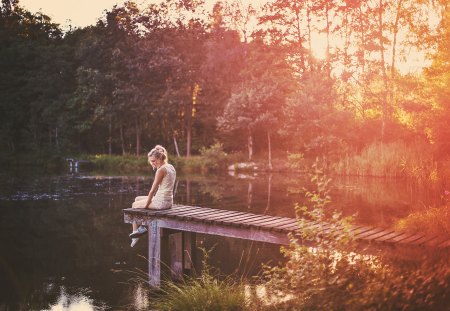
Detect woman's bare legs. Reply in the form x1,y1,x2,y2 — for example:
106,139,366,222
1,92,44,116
131,196,148,231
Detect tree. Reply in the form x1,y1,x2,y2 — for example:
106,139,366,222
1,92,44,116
281,71,353,160
424,2,450,157
218,40,291,167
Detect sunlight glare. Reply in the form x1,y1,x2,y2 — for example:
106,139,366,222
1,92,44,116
310,33,328,60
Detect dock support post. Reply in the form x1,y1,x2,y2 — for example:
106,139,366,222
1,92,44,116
169,232,183,280
148,220,162,287
183,232,196,275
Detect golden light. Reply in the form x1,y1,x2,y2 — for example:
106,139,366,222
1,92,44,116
310,33,328,60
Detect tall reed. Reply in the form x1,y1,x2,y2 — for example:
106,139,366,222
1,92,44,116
333,141,437,181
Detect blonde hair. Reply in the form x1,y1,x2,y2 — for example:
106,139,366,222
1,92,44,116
148,145,168,164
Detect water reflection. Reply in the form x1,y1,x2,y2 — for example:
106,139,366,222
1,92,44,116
43,286,107,311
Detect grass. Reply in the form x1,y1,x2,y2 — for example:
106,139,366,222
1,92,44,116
395,204,450,236
333,141,438,181
151,273,248,311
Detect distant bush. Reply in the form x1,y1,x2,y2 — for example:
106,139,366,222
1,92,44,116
200,142,228,171
170,155,204,173
87,154,148,172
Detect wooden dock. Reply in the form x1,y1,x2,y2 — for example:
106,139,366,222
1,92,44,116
123,204,450,286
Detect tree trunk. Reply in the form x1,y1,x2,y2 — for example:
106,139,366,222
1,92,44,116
306,0,313,71
108,115,112,155
391,0,404,79
173,134,181,157
325,2,331,75
49,126,52,146
186,100,192,158
55,127,59,150
294,4,306,72
135,116,141,156
247,129,253,161
264,174,272,214
120,122,125,155
390,0,404,113
359,5,366,75
267,131,273,170
378,0,389,141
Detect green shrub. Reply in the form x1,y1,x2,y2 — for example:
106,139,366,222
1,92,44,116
200,142,228,172
87,154,149,172
170,155,204,173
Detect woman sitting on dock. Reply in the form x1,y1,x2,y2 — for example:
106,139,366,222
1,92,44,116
129,145,176,247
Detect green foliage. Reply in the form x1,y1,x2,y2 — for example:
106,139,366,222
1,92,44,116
280,72,354,159
170,156,204,173
87,154,149,172
200,142,228,171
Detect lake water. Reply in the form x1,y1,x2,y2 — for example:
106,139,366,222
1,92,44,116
0,168,443,310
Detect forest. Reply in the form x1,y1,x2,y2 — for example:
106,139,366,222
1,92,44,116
1,0,449,178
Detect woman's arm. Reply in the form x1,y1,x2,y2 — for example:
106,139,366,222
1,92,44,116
144,167,167,208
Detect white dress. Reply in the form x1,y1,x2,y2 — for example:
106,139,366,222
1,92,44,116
134,163,176,209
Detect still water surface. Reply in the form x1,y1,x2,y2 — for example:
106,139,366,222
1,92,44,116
0,168,442,310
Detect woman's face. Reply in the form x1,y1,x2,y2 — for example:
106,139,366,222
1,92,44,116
148,156,161,169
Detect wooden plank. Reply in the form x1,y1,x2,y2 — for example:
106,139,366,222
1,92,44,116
389,232,418,243
351,226,375,235
408,235,438,245
173,208,233,219
374,231,406,243
257,218,298,231
425,236,450,247
162,207,218,217
199,210,250,224
126,205,198,217
206,211,255,222
155,218,290,245
170,208,246,223
398,233,426,244
275,220,305,230
362,229,396,241
231,214,285,227
437,239,450,248
222,214,271,228
354,228,386,240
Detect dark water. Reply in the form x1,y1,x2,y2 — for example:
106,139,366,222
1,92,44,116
0,168,444,310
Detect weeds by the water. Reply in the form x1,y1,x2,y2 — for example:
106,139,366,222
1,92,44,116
333,141,438,181
149,248,248,311
396,205,450,236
